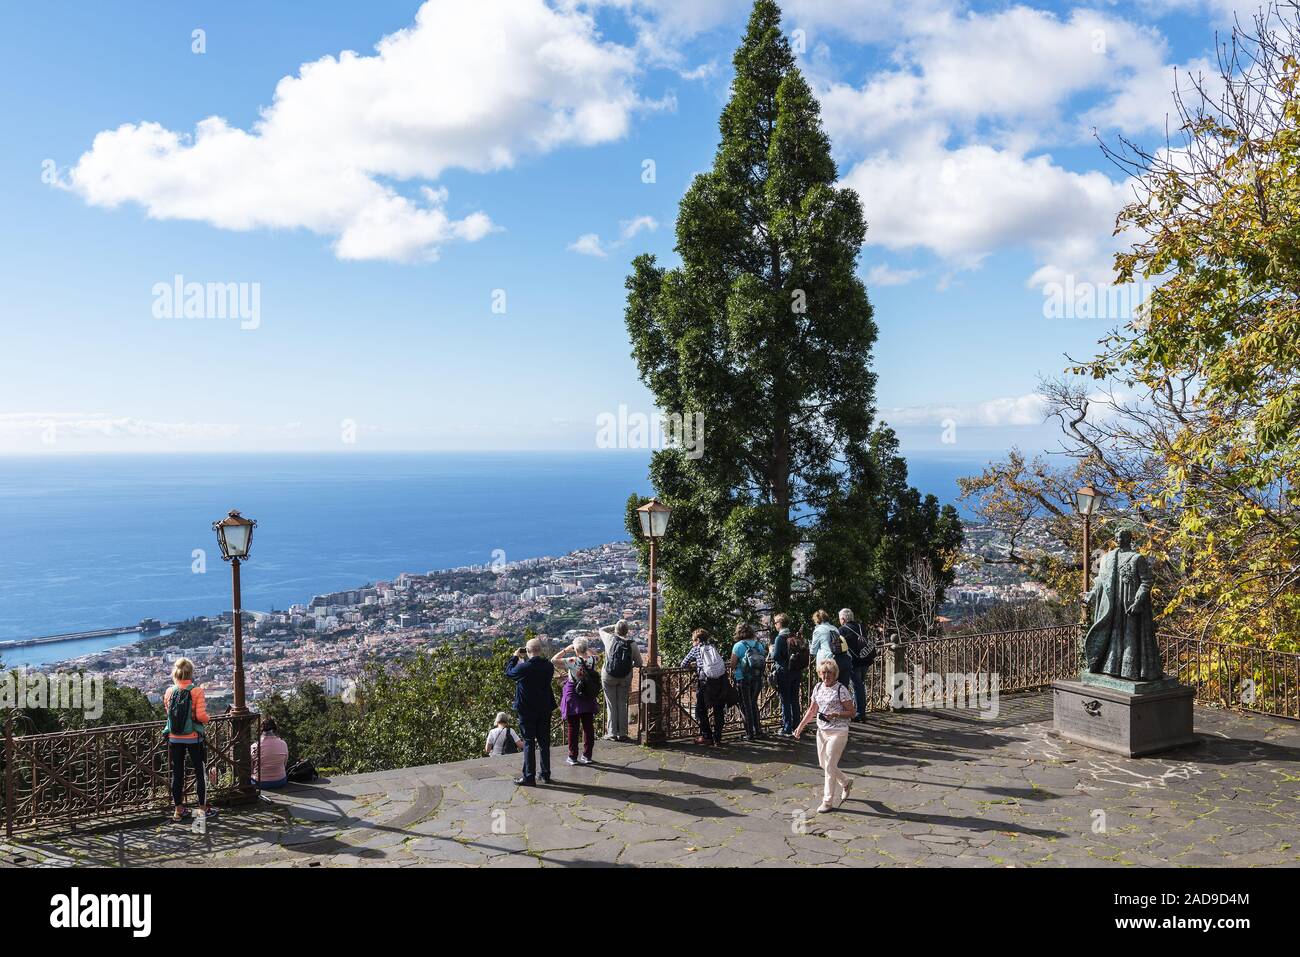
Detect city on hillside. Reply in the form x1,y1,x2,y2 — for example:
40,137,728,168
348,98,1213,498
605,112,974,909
50,519,1063,707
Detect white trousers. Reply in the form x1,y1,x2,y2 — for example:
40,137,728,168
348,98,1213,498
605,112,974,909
816,725,849,805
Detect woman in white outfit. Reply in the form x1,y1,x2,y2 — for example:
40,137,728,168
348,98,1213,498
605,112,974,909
793,657,856,812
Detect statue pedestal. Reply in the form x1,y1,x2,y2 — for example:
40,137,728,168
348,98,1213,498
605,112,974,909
1052,676,1195,757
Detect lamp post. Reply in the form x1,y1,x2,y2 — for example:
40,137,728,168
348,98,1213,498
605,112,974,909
212,509,256,715
635,498,671,668
1074,485,1102,596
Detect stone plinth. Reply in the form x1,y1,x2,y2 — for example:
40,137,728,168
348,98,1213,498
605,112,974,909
1053,677,1195,757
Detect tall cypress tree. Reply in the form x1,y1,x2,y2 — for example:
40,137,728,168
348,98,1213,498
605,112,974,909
624,0,960,659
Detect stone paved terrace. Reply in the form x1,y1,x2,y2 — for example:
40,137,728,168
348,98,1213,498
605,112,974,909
4,693,1298,868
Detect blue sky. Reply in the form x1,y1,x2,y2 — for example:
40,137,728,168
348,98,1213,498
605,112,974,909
0,0,1247,456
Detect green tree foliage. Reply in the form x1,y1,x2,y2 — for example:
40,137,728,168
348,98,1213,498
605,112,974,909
2,669,160,735
1082,5,1300,649
623,1,960,661
251,630,590,774
258,681,348,770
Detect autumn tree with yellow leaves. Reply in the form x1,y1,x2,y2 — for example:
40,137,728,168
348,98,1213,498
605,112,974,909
962,3,1300,653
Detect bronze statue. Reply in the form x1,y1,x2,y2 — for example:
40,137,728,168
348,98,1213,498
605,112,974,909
1083,528,1163,681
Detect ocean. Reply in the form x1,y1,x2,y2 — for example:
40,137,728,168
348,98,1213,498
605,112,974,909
0,451,992,660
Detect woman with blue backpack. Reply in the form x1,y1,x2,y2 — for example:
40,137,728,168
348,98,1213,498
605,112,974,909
599,619,642,742
729,622,768,741
163,657,216,825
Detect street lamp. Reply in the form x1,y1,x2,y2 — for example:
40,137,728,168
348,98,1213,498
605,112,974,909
212,509,256,714
636,498,671,667
1074,485,1102,595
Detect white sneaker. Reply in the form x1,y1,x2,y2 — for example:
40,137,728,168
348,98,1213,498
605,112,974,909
565,756,578,766
840,777,854,804
577,755,592,765
816,802,835,813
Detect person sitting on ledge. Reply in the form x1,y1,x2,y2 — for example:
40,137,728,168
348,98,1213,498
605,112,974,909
164,657,217,824
484,712,523,757
251,718,290,789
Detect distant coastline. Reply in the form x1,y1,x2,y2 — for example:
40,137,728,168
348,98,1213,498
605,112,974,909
0,450,998,648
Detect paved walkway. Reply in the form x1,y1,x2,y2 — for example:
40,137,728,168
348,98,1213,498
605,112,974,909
4,694,1298,867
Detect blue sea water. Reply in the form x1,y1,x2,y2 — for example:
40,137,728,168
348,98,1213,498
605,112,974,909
0,451,989,655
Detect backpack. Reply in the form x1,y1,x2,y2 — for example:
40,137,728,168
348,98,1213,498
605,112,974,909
606,637,634,679
573,656,600,699
740,639,767,680
497,726,519,755
287,760,317,783
698,642,726,679
166,684,196,737
786,634,810,673
847,623,877,666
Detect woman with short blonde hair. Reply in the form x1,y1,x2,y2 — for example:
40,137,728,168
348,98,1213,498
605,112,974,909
794,654,855,813
172,657,194,682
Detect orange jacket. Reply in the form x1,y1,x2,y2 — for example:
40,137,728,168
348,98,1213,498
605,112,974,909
163,680,209,743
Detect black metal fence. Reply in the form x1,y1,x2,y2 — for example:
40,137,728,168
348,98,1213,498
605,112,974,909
6,627,1299,833
634,625,1300,743
3,712,259,837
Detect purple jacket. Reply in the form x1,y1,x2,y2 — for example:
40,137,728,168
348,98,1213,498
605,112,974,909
559,655,599,719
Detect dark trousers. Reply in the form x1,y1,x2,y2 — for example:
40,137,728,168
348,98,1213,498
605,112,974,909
834,653,857,710
696,678,727,743
849,664,868,719
518,710,551,781
776,668,802,733
168,741,206,807
565,713,595,759
737,678,763,737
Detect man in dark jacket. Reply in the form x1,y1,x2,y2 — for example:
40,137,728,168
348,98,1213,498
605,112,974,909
505,637,558,785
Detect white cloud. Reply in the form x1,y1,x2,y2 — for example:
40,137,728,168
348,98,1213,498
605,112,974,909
844,134,1130,285
818,8,1170,153
885,393,1049,428
1084,56,1216,136
618,214,659,239
66,0,647,262
813,7,1187,289
568,233,609,257
570,212,658,256
785,0,956,44
866,264,922,287
0,413,241,441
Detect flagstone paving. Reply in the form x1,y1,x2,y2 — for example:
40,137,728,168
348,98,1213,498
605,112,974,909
4,693,1298,868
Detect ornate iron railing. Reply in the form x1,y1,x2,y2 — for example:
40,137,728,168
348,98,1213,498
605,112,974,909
631,624,1300,742
1159,635,1300,720
3,712,259,836
665,663,783,742
893,625,1080,705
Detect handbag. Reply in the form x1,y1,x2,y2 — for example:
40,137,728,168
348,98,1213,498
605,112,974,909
723,677,740,707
